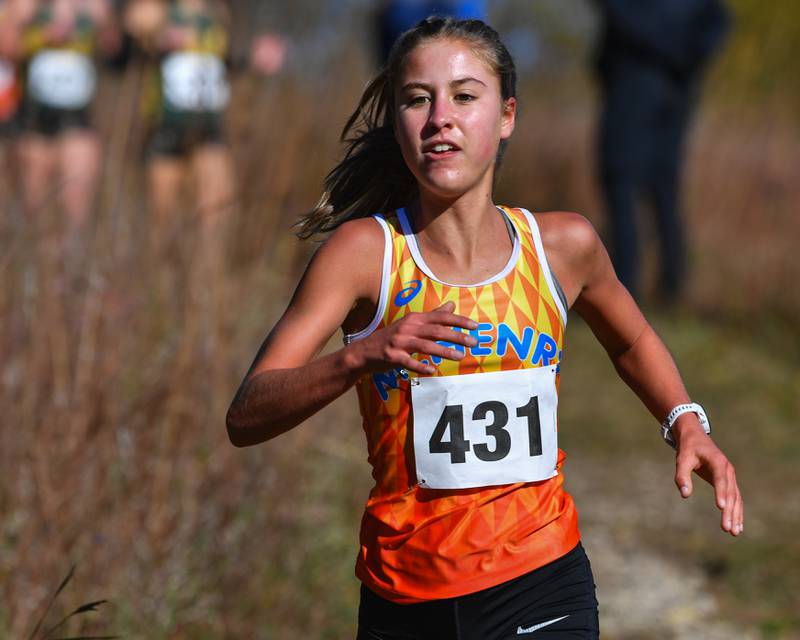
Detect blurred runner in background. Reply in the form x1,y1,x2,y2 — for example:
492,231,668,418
124,0,233,249
124,0,286,249
594,0,729,303
375,0,486,63
124,0,287,375
13,0,120,236
0,1,22,200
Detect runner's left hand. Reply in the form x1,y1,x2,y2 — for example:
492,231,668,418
673,420,743,537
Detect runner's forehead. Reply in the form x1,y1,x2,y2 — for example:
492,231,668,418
396,38,499,91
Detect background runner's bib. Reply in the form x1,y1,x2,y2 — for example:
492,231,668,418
412,366,558,489
28,50,96,109
161,52,229,112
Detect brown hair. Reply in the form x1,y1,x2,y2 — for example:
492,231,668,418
297,16,517,239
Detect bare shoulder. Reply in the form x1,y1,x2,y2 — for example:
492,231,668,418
253,216,386,370
534,211,601,259
304,216,386,302
322,216,385,253
532,211,608,305
315,217,385,272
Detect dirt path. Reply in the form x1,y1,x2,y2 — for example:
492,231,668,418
571,459,758,639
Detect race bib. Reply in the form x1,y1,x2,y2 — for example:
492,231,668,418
161,52,229,112
411,366,559,490
28,50,96,109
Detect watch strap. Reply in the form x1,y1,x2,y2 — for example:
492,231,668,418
661,403,711,449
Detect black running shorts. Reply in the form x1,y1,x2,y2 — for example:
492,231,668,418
145,110,225,159
357,542,599,640
19,100,91,138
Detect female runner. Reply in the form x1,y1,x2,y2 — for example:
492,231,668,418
123,0,234,246
13,0,119,230
226,17,743,640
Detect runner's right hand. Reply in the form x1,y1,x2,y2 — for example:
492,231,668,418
347,301,478,375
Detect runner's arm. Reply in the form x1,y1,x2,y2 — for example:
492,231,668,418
226,218,478,447
225,219,381,447
541,212,743,536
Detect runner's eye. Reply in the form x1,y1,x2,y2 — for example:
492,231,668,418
407,95,430,106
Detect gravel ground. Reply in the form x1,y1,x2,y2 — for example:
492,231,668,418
585,528,756,639
571,458,759,640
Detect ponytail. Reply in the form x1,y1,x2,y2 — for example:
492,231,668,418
296,71,416,239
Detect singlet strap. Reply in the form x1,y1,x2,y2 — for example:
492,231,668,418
343,214,393,344
519,208,569,327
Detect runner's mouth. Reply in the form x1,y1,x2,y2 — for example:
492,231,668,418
423,142,461,156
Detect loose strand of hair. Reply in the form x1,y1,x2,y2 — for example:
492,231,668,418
297,70,413,239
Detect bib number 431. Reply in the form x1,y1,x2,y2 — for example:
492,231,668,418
430,397,543,464
411,366,559,489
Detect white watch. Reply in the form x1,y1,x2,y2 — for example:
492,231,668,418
661,403,711,449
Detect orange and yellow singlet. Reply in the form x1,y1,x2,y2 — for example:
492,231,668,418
346,206,580,603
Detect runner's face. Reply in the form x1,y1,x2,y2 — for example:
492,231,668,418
394,38,515,202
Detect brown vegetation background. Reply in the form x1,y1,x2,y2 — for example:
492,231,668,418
1,1,798,638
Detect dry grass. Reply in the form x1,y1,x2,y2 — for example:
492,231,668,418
1,37,798,640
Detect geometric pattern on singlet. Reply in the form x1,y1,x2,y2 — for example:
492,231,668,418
351,206,580,603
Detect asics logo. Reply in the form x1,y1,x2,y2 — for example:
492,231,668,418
394,280,422,306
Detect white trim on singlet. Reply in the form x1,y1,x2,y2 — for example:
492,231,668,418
343,214,393,344
396,207,522,288
520,208,569,327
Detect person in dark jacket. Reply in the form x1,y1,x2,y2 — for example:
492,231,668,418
594,0,729,301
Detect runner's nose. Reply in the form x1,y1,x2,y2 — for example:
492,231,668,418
427,96,454,130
